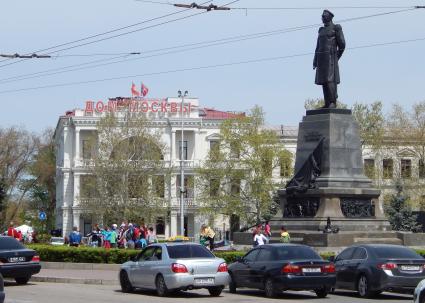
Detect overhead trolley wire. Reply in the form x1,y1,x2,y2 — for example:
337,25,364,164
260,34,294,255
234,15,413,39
0,0,229,69
0,7,419,85
0,36,423,95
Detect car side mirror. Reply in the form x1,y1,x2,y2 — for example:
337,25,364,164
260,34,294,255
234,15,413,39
235,257,243,263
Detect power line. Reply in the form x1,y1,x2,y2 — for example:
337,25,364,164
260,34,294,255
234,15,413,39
0,37,423,95
229,6,422,10
0,0,219,69
0,7,419,85
0,7,419,84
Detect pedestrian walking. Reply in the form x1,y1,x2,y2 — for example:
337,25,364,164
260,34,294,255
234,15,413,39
69,226,82,247
280,226,291,243
253,229,267,247
200,224,215,251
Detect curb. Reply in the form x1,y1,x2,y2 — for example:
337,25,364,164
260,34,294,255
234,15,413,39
40,262,120,271
31,276,118,285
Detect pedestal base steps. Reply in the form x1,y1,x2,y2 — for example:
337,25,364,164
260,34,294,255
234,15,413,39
232,230,425,247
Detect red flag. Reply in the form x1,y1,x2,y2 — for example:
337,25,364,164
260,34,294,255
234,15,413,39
131,82,140,97
141,83,149,97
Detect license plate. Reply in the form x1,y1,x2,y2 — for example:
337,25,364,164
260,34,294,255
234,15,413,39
401,265,420,271
302,267,321,273
194,278,215,285
8,257,26,263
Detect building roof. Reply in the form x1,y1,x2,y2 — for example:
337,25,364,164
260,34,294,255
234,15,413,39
199,108,245,120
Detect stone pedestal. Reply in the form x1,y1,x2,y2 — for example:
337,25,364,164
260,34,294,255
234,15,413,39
277,108,389,232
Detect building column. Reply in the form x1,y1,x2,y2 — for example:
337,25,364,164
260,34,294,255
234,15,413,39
171,130,176,163
75,128,80,164
73,174,80,206
193,130,200,161
62,207,72,237
170,211,178,237
73,210,81,231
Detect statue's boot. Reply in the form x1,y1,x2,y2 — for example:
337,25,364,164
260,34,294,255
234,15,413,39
328,102,336,108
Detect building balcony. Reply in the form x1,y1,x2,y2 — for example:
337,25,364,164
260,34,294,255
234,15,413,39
74,158,171,169
171,197,198,208
172,160,200,169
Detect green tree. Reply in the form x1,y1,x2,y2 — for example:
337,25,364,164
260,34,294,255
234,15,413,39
27,128,56,231
196,106,291,226
0,126,39,228
80,113,169,225
384,180,421,232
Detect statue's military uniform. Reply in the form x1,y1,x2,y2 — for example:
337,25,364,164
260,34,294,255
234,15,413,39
313,15,345,108
314,23,345,85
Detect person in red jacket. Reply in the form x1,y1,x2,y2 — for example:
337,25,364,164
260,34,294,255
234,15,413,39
7,222,18,239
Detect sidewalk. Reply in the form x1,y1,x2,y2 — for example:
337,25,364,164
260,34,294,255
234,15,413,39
32,262,119,285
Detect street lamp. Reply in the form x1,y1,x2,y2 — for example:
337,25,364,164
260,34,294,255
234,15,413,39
177,90,188,236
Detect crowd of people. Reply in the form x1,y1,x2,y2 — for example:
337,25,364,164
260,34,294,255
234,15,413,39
68,222,158,249
252,221,291,247
2,222,34,243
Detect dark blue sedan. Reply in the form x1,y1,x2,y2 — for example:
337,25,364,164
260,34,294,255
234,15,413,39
228,244,336,298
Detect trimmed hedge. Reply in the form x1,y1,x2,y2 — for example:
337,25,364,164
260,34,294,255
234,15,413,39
26,244,425,265
27,244,139,264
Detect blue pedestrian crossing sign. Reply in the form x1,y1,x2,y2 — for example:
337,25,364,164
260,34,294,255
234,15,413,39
39,211,47,221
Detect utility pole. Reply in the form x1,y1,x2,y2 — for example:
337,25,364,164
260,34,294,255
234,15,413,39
174,2,230,11
0,53,51,59
178,90,188,236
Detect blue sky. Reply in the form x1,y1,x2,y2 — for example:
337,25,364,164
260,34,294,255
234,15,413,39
0,0,423,132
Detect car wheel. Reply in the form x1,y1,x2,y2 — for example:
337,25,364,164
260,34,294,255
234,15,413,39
264,277,278,298
119,271,134,293
357,275,375,298
228,273,237,293
315,287,328,298
15,276,30,285
156,274,169,297
208,286,223,297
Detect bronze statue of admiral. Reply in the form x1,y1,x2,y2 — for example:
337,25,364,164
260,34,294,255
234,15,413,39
313,10,346,108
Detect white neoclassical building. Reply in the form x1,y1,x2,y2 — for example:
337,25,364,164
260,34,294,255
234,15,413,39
54,96,258,239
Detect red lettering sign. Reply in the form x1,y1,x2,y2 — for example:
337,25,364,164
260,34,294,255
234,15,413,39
85,101,94,114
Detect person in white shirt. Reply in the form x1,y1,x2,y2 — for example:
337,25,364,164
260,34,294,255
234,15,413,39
253,230,268,247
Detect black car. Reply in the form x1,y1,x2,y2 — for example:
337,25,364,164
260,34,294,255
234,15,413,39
0,236,41,285
228,244,336,298
334,244,425,298
0,273,4,303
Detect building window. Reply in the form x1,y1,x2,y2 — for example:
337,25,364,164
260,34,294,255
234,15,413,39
82,140,94,159
153,175,165,198
364,159,375,179
210,141,220,154
230,142,240,159
176,175,194,198
401,159,412,179
231,179,240,196
178,140,188,160
128,175,148,198
156,217,165,235
210,178,220,197
382,159,393,179
420,159,425,179
80,175,97,198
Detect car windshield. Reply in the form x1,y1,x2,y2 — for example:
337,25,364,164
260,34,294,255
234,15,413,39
0,237,25,250
167,244,214,259
275,246,322,260
374,246,422,259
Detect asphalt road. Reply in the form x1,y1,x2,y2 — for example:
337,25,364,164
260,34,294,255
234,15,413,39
3,281,413,303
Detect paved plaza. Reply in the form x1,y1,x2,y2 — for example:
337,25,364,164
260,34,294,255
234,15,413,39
3,281,413,303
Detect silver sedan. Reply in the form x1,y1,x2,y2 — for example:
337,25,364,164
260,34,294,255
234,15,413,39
119,242,229,297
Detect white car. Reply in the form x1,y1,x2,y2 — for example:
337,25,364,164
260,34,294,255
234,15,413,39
50,237,65,246
414,279,425,303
